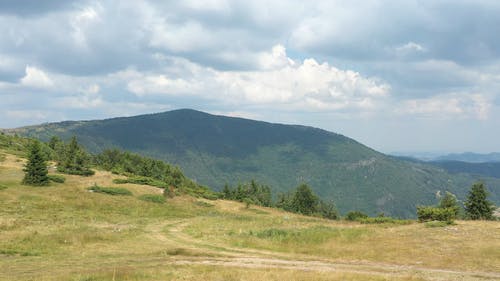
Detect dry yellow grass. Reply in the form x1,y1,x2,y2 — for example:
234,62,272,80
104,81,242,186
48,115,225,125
0,150,499,281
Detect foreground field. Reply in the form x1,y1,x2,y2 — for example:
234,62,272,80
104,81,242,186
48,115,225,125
1,151,499,280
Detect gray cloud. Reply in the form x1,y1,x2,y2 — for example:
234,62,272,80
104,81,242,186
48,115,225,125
0,0,81,16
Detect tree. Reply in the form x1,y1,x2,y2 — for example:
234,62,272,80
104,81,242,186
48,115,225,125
22,141,49,186
438,191,460,219
57,136,94,176
318,200,339,220
222,184,232,199
48,136,62,150
464,182,495,220
291,183,318,215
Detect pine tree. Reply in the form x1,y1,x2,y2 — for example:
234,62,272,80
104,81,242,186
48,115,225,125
438,191,460,218
22,141,49,186
57,136,94,176
464,182,494,220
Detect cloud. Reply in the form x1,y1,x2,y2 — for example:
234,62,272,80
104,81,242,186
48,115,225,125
127,45,390,113
396,42,426,53
5,110,46,120
0,0,79,16
79,84,100,95
20,66,53,88
398,93,491,120
1,0,500,152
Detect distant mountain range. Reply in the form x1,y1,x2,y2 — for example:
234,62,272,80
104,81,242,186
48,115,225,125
428,161,500,179
7,109,499,217
435,152,500,163
392,151,500,163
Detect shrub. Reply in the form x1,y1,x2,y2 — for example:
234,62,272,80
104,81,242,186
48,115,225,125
138,194,165,204
57,168,95,176
345,211,369,221
439,191,460,218
113,176,168,188
358,217,413,225
0,184,7,190
48,174,66,183
163,185,176,198
416,206,455,222
88,184,132,196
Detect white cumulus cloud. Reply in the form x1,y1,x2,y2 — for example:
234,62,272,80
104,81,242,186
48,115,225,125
126,45,390,113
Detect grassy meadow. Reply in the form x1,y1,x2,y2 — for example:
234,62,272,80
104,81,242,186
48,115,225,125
0,150,499,281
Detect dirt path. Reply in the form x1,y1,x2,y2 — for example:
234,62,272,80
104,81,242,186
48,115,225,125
146,220,500,281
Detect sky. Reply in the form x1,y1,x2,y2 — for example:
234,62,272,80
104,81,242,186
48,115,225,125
1,0,500,154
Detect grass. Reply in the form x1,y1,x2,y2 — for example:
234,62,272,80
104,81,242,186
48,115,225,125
424,221,456,228
43,265,427,281
0,149,499,280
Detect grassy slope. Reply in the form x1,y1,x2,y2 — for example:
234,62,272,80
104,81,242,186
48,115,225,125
1,150,499,281
8,110,500,218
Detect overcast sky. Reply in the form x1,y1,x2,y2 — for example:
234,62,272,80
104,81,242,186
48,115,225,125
1,0,499,154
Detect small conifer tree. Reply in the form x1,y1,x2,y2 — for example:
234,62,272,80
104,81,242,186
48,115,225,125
57,136,94,176
439,191,460,218
464,182,494,220
22,141,49,186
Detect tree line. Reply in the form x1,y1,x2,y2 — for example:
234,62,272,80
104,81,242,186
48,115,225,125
416,183,496,222
222,181,339,220
21,136,215,199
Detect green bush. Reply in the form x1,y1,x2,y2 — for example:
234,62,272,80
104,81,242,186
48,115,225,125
58,168,95,176
48,174,66,183
417,206,455,222
88,184,132,196
357,217,413,225
138,194,165,204
112,176,168,188
0,184,7,190
345,211,369,221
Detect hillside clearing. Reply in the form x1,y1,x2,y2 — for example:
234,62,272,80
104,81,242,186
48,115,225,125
1,150,499,280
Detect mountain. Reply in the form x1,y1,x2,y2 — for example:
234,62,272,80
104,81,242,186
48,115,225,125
435,152,500,163
7,109,500,217
428,161,500,179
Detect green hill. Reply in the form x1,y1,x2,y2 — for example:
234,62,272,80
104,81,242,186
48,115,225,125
7,109,500,217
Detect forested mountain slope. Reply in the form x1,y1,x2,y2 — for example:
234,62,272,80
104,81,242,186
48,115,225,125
9,109,499,217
